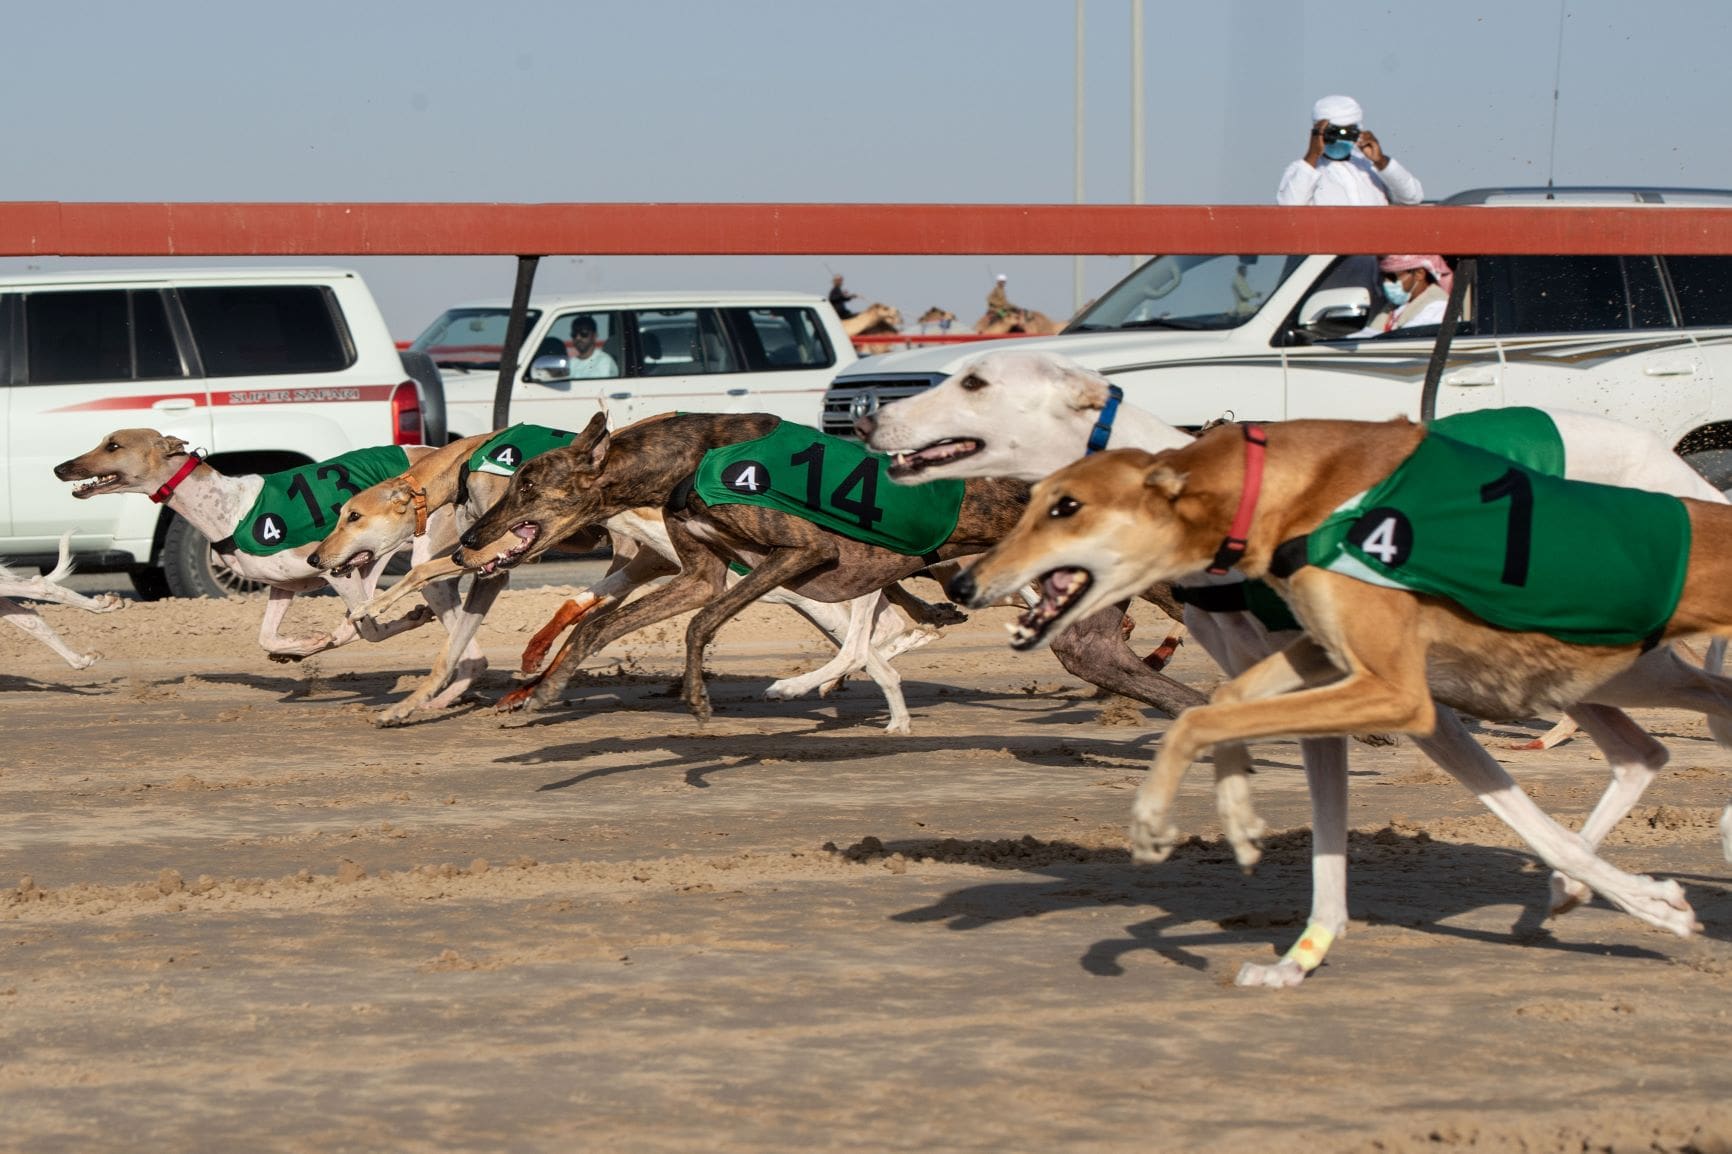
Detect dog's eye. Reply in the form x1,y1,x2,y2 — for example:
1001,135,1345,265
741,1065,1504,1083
347,511,360,523
960,374,987,392
106,442,119,452
1049,496,1081,518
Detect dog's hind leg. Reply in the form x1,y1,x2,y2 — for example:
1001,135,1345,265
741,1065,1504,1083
1546,705,1668,914
1236,736,1349,989
765,592,906,726
1051,603,1209,719
680,545,831,721
0,598,101,669
1414,706,1698,938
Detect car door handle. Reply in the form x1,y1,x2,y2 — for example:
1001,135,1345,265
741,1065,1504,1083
726,388,748,396
1441,367,1499,387
608,391,631,400
151,397,198,411
1644,360,1698,377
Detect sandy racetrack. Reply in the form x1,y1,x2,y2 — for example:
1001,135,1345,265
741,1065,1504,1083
4,587,1732,1153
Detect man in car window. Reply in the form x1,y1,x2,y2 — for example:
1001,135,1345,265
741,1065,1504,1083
1277,94,1423,207
566,314,620,379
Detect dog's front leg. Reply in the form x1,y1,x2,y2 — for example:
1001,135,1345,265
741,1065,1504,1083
1050,602,1209,718
1544,705,1668,914
351,555,464,623
258,587,327,660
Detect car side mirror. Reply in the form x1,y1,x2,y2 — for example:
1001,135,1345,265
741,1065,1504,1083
528,353,571,382
1297,287,1372,337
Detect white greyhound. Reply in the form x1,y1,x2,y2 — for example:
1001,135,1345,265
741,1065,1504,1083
53,429,466,662
864,349,1731,987
1,531,123,669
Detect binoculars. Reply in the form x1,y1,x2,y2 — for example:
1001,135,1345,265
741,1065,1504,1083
1320,123,1361,144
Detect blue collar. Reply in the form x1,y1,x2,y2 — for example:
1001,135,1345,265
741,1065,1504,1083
1085,384,1124,454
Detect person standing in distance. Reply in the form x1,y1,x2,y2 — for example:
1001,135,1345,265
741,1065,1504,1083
1276,94,1423,206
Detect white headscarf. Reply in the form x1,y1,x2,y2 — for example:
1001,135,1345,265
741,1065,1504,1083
1312,94,1364,125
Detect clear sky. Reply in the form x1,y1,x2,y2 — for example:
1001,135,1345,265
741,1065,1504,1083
3,0,1729,337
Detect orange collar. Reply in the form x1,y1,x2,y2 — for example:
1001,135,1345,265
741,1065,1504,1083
405,478,430,537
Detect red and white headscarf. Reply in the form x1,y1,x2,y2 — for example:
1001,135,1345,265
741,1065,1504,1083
1378,253,1453,297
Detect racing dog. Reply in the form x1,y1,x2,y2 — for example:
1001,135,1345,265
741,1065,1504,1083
866,352,1732,983
313,426,950,731
956,416,1732,983
452,412,1211,730
1,531,123,670
54,429,463,660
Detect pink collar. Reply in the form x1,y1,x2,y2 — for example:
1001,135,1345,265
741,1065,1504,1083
150,452,204,504
1205,425,1267,575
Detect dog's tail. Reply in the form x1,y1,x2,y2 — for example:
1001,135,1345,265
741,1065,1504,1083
44,529,79,585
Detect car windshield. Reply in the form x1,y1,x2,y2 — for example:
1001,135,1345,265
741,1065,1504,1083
1066,253,1305,333
409,307,544,371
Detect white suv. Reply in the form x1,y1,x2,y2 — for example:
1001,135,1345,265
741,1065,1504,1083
825,187,1732,488
411,290,857,439
0,266,438,597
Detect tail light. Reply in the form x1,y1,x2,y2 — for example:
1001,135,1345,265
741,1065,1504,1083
390,379,425,446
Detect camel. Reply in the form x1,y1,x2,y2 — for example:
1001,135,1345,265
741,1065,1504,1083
842,302,905,355
974,279,1062,336
917,307,958,332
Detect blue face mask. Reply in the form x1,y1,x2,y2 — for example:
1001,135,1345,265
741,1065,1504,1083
1381,279,1411,308
1322,138,1354,161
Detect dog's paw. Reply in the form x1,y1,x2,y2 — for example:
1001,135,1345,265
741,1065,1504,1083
764,678,803,702
1127,816,1181,865
92,593,124,613
883,717,912,736
1352,731,1399,748
1549,871,1591,916
923,603,969,627
1720,805,1732,864
68,652,101,670
1235,959,1309,990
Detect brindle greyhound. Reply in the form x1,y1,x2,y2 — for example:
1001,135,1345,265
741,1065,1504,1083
455,412,1211,723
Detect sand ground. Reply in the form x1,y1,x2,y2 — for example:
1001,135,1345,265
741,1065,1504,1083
4,587,1732,1153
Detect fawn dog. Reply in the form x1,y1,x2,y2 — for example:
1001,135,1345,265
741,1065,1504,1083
956,417,1732,983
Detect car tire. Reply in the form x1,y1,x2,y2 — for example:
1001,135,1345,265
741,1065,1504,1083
129,566,172,601
159,513,266,599
1683,449,1732,497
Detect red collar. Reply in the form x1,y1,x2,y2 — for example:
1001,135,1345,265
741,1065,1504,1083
150,452,204,504
1205,424,1267,575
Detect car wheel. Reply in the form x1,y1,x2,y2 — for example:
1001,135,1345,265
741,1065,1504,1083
1683,449,1732,498
160,514,267,599
129,566,172,601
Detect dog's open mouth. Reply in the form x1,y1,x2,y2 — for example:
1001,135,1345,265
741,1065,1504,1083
1008,567,1092,650
889,439,983,478
71,474,123,498
481,521,541,574
329,549,373,577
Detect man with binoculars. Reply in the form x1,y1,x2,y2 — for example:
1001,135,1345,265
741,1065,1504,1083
1277,93,1425,206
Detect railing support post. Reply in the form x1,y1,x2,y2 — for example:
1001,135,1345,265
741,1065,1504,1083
1419,257,1476,422
492,254,542,430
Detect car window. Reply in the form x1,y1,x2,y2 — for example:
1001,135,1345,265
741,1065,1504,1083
1666,256,1732,327
23,289,191,385
722,307,835,371
631,309,738,376
1478,256,1672,335
1068,252,1306,332
409,307,544,371
540,311,621,380
178,285,355,377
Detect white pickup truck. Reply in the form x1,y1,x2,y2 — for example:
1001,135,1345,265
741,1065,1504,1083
825,187,1732,490
408,290,856,439
0,266,443,597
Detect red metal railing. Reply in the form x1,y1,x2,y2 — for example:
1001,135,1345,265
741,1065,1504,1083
1,202,1727,257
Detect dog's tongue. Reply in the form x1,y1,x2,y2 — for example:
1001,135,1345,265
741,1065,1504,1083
513,524,537,542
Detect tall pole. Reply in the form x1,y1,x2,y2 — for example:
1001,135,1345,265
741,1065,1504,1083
1129,0,1144,268
1073,0,1086,313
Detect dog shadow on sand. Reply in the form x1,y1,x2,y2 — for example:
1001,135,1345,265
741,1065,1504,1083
875,830,1732,978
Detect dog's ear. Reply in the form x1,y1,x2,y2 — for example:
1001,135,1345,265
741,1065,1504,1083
585,430,611,471
1143,464,1187,501
572,411,610,447
159,435,190,459
1059,365,1113,411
